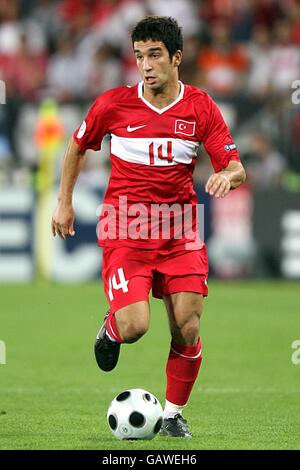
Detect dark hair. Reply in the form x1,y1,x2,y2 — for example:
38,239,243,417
131,16,183,60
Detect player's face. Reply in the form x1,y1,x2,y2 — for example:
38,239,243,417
133,40,181,92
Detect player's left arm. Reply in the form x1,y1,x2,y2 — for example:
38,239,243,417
205,160,246,198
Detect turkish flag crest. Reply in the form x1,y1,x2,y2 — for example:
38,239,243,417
175,120,196,136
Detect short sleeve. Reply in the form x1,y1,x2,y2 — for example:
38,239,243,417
202,96,240,173
73,95,110,152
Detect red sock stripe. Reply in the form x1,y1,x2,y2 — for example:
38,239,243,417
106,313,123,343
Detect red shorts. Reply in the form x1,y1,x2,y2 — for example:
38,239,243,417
102,245,209,313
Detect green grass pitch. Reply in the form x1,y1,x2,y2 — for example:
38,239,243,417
0,280,299,450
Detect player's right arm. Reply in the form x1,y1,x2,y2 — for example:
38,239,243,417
51,138,86,240
51,90,113,239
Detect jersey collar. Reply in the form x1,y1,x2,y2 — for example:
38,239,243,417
138,81,184,114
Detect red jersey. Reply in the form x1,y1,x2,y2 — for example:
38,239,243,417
73,82,240,250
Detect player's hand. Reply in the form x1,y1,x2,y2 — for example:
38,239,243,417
51,203,75,240
205,172,231,198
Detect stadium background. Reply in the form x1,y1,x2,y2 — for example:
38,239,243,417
0,0,300,451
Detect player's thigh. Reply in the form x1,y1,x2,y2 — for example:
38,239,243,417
164,291,204,334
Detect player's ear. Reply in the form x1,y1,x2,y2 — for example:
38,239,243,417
173,50,182,67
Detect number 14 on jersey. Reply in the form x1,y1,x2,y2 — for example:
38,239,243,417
149,141,174,165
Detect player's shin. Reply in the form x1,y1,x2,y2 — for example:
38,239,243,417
165,338,202,415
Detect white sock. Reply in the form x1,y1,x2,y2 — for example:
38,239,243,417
163,400,186,419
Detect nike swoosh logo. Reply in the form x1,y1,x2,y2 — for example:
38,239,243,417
127,125,147,132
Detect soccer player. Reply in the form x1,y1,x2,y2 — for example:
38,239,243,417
51,16,246,438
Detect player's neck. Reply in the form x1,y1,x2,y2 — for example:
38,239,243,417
143,80,181,109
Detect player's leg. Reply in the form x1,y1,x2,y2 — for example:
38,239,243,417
164,291,203,345
95,300,150,372
160,291,204,438
95,246,153,372
114,300,150,343
153,247,208,437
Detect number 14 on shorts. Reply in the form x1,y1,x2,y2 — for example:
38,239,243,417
108,268,129,301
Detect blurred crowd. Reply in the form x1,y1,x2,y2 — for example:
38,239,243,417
0,0,300,191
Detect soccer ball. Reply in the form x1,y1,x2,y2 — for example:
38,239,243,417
107,388,163,440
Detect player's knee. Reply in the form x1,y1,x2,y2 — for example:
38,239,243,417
122,320,149,343
173,311,201,344
181,316,200,342
177,304,203,328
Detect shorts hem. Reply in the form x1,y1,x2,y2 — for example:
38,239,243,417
152,287,208,300
109,295,149,313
